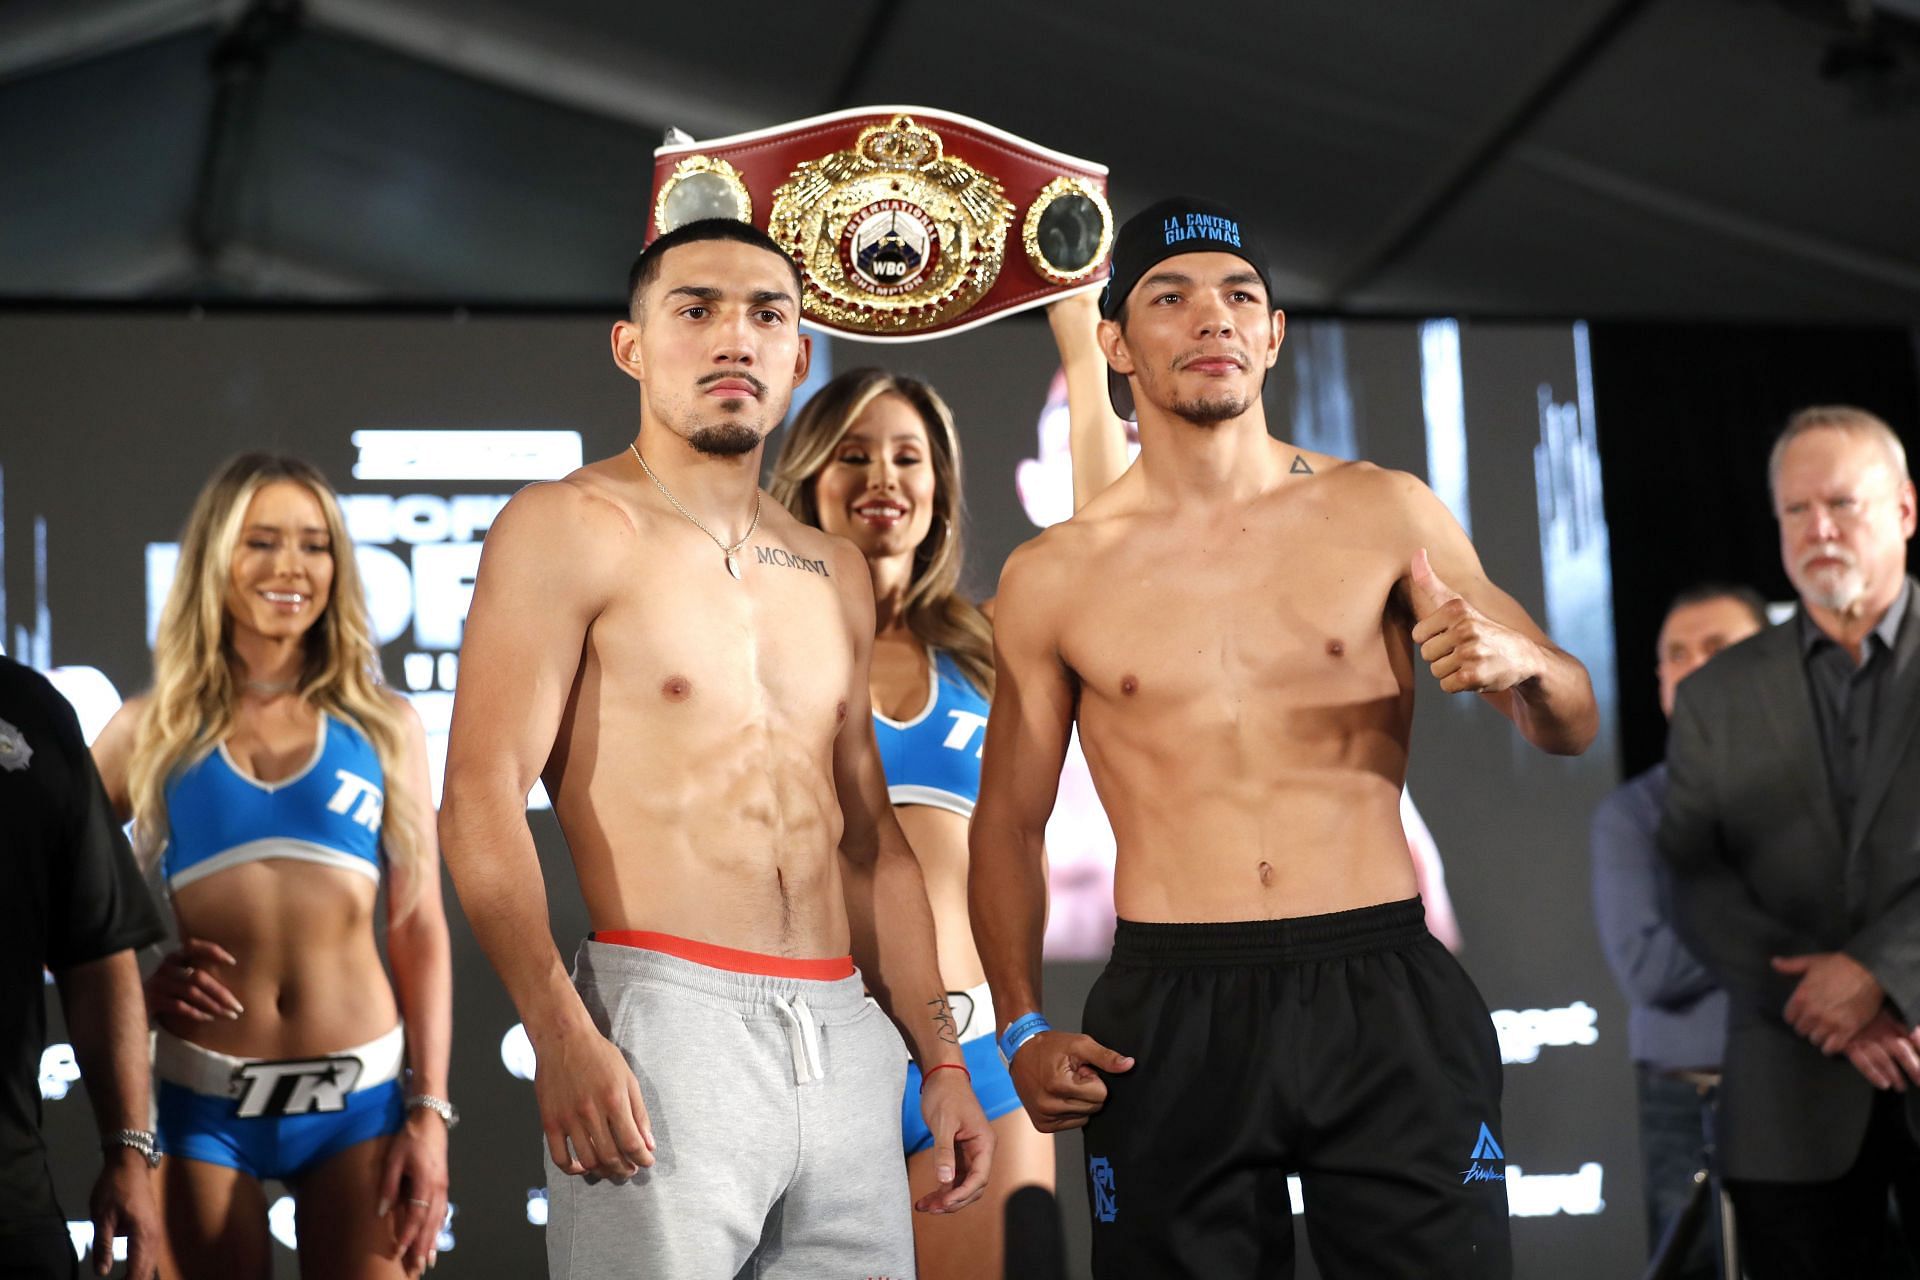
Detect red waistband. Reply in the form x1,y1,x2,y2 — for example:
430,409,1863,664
590,930,856,981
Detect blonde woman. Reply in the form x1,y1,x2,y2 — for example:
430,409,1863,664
769,294,1125,1279
92,454,452,1278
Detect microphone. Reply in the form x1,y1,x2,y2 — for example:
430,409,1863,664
1004,1183,1067,1279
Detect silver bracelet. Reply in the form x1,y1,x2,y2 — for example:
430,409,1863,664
405,1093,459,1131
105,1128,160,1169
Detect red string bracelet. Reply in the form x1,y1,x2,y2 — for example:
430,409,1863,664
922,1062,972,1087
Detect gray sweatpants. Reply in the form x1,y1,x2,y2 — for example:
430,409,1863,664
545,940,915,1279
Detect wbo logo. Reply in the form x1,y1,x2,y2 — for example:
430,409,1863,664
1460,1123,1507,1186
1089,1155,1117,1222
844,200,938,296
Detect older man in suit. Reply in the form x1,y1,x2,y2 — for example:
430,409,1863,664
1661,405,1920,1276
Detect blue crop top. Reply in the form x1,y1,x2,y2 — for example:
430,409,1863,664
161,714,385,891
873,649,989,819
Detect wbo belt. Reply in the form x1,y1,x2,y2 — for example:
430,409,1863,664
155,1024,404,1118
648,105,1112,342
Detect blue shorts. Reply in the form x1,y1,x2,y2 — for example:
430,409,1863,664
152,1025,408,1182
902,1032,1025,1155
156,1078,405,1181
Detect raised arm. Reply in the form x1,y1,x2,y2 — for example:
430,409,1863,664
826,542,991,1212
438,479,651,1182
971,540,1132,1131
1397,471,1598,755
1047,291,1131,510
378,696,453,1271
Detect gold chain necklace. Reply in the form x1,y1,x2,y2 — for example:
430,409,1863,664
629,443,760,581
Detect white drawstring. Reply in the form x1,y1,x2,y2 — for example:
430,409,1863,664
770,994,824,1085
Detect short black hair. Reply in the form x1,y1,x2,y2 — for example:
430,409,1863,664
1665,581,1770,630
626,219,804,316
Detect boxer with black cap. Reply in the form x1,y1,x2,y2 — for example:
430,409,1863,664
971,196,1597,1276
1095,195,1275,423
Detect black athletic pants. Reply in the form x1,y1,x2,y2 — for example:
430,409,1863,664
1080,899,1511,1279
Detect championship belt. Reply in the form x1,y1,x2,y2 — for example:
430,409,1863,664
648,106,1111,342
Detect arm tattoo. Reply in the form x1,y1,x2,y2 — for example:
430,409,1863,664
928,996,960,1046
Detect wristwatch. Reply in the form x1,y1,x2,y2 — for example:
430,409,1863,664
405,1094,459,1131
105,1129,160,1169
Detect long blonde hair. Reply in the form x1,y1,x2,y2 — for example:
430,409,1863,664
127,453,424,913
770,369,995,696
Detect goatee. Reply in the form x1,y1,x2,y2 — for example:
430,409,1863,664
1169,392,1255,427
688,423,762,457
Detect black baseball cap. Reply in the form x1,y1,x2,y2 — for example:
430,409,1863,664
1098,197,1275,421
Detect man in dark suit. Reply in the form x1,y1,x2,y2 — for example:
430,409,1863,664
1662,405,1920,1276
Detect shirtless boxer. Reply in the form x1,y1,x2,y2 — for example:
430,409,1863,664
970,198,1598,1279
439,219,992,1279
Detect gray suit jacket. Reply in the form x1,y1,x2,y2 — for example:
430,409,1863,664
1659,579,1920,1182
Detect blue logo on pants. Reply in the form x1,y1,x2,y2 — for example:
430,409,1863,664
1460,1122,1507,1185
1088,1155,1117,1222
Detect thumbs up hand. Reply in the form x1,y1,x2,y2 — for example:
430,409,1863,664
1409,549,1539,695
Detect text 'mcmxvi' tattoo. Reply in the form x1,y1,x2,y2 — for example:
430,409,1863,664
755,546,831,577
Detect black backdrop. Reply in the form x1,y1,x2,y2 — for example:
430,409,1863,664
1590,321,1920,779
7,304,1915,1278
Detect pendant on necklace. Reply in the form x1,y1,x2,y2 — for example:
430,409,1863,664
726,553,742,581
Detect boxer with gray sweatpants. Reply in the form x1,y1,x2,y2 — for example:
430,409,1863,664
544,936,916,1279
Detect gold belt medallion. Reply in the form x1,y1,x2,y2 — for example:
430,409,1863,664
768,115,1014,335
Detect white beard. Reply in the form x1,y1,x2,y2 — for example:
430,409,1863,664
1796,543,1866,611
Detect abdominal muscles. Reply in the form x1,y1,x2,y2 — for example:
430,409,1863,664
167,859,398,1058
1081,692,1419,923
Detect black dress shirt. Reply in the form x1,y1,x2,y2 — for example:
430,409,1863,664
1799,577,1913,842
